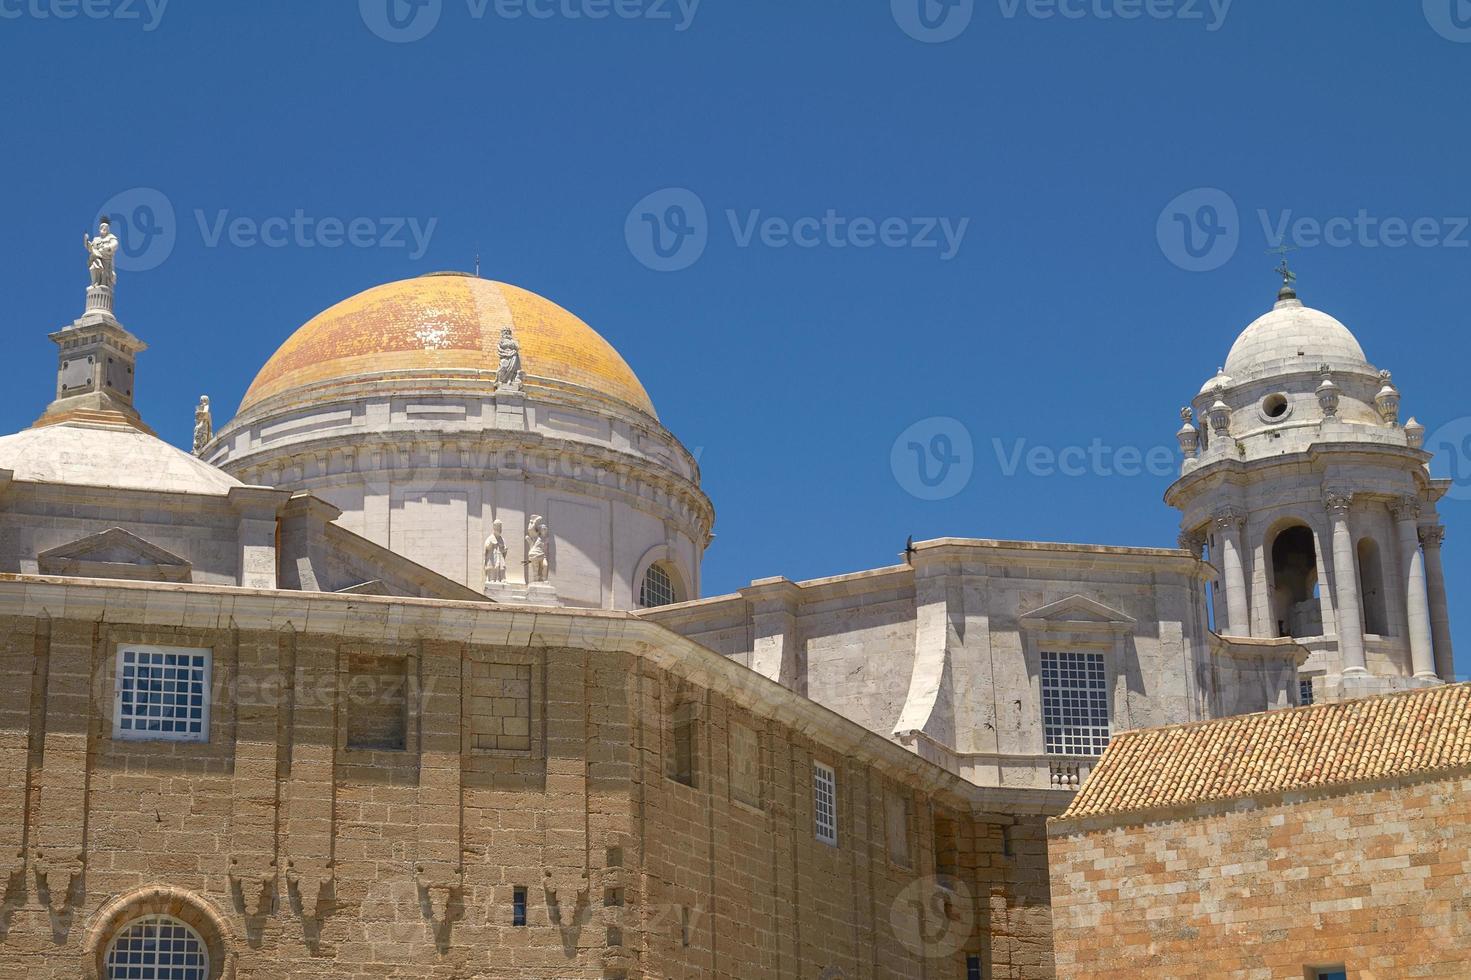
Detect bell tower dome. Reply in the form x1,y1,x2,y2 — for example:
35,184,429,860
1166,276,1454,701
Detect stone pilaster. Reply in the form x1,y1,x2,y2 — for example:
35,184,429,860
742,578,804,693
1390,498,1437,680
1420,525,1455,681
228,632,283,917
1325,490,1367,674
1213,509,1249,636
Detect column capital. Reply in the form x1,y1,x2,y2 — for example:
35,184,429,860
1323,488,1355,515
1212,508,1244,531
1389,495,1421,521
1419,524,1447,549
1177,529,1207,554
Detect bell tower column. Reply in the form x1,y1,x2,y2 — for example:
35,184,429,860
1214,509,1250,636
1419,525,1454,680
1325,490,1368,675
1390,497,1437,680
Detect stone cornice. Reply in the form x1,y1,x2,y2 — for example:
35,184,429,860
0,574,1055,814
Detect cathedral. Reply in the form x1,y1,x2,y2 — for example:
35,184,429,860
0,223,1456,979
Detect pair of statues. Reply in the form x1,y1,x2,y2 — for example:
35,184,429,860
484,516,552,585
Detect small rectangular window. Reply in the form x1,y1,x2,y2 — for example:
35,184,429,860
1298,676,1316,706
967,954,983,980
512,886,527,926
813,761,838,846
1309,970,1346,980
1040,651,1110,756
113,645,211,743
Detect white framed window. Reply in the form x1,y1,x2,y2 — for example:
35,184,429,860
813,761,837,846
640,562,678,608
105,914,209,980
113,645,212,743
1040,651,1110,757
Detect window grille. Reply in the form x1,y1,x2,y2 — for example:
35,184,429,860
114,646,211,742
1040,651,1109,757
640,562,677,608
105,915,208,980
813,762,837,846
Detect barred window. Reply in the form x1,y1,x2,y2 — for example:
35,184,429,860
113,646,211,743
105,915,209,980
1040,651,1109,757
1298,676,1316,706
640,562,678,608
813,761,837,846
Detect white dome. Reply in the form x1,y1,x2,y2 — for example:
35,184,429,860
1223,296,1372,382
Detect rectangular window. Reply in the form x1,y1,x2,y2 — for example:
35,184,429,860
1309,970,1346,980
1299,676,1316,706
1040,651,1110,756
813,761,838,846
113,645,211,743
967,954,983,980
512,886,527,926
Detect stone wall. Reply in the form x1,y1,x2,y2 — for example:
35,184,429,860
1047,770,1471,978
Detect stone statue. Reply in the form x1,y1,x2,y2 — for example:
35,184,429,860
483,519,508,584
192,396,212,455
496,327,524,390
84,217,119,289
525,515,550,584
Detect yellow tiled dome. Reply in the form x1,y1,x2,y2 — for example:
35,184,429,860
239,273,656,418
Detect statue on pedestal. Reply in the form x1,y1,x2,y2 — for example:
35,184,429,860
525,515,551,584
497,327,524,390
483,519,508,585
192,396,212,455
85,217,119,289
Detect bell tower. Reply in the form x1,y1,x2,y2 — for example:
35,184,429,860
1167,272,1453,702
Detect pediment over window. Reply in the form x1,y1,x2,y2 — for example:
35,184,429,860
38,527,192,583
1018,594,1137,634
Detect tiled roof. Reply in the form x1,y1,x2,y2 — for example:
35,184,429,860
1060,683,1471,822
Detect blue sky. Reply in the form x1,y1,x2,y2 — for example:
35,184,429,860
2,1,1469,676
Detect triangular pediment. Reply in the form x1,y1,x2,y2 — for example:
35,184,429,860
38,527,192,582
1018,594,1137,633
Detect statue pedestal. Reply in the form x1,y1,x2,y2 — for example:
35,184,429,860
494,388,526,429
483,581,559,607
85,284,115,317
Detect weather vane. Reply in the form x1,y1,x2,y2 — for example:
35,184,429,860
1267,243,1298,288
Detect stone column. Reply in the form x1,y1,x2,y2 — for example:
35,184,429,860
1391,498,1437,680
1214,509,1249,636
1325,490,1367,674
1420,525,1455,681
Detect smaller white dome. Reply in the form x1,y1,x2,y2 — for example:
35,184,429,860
1197,367,1233,395
1223,296,1372,382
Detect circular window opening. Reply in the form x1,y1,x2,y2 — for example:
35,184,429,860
1262,393,1290,421
639,562,679,608
105,915,209,980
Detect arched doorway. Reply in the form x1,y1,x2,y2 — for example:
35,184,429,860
1271,524,1322,638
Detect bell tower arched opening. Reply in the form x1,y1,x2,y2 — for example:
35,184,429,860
1271,524,1322,639
1357,537,1389,636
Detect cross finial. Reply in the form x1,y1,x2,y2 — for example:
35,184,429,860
474,248,481,278
1267,243,1298,288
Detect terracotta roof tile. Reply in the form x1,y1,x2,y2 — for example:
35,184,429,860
1060,682,1471,822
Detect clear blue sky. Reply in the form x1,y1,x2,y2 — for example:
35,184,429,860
3,1,1469,678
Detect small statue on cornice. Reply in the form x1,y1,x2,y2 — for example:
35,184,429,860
192,395,212,455
525,515,551,584
484,519,508,585
84,216,119,290
497,326,524,391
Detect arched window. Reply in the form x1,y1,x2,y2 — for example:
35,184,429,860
639,562,679,608
1270,524,1322,638
1357,538,1388,636
105,915,209,980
